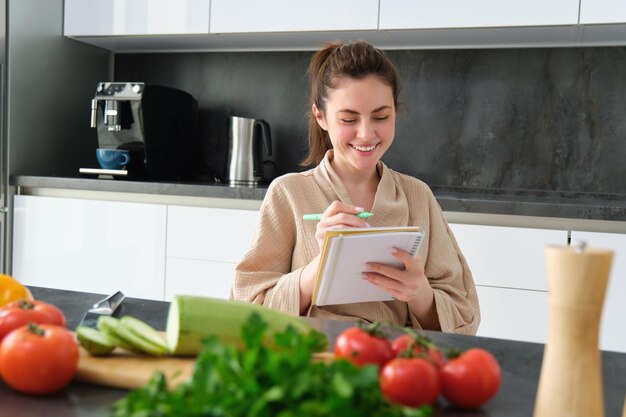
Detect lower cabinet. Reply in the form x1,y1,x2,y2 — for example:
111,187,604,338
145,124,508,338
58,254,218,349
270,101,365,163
475,285,548,344
12,195,167,300
164,205,259,301
449,223,567,345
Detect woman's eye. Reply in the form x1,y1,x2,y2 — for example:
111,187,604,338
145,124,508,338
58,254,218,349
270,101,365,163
340,119,357,124
373,115,390,121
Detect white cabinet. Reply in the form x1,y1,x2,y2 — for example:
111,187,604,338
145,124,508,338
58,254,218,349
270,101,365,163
12,195,167,300
449,224,567,291
165,205,259,300
210,0,379,33
580,0,626,24
449,223,567,344
64,0,210,36
569,231,626,353
379,0,580,29
475,286,548,344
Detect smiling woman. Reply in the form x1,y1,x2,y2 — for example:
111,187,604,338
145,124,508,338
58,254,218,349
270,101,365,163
231,40,480,335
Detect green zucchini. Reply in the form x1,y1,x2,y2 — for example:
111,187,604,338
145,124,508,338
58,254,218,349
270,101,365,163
76,325,116,355
166,295,322,356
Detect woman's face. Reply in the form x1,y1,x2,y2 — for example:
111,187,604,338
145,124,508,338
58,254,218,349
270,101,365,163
314,75,396,176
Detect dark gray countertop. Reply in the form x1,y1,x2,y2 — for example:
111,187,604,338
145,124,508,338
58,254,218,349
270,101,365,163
1,287,625,417
11,175,626,221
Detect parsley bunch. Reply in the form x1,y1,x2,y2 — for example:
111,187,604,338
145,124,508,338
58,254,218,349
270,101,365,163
112,313,431,417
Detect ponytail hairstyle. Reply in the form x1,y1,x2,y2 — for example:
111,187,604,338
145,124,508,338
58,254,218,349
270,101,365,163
300,40,400,166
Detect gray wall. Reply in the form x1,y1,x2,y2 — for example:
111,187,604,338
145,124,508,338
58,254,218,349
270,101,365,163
7,0,109,177
115,47,626,196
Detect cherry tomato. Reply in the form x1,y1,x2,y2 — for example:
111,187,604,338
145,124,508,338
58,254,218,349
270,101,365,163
440,348,501,409
0,274,33,307
0,323,79,394
333,326,393,368
380,357,441,407
0,300,66,341
391,333,446,368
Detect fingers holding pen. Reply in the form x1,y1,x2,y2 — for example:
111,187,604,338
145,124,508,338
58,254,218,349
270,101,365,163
313,201,372,248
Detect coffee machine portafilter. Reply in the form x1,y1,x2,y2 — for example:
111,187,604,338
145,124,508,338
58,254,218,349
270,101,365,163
88,82,199,181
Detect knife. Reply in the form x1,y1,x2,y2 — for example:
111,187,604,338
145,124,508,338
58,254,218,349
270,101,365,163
79,291,125,329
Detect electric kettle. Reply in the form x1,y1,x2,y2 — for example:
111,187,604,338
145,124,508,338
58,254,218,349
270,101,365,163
225,116,273,186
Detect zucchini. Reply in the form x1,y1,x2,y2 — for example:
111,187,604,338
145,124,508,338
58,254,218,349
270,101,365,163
166,295,322,356
76,325,116,355
97,315,169,355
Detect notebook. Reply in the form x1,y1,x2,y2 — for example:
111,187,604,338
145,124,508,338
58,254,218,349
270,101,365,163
311,226,424,306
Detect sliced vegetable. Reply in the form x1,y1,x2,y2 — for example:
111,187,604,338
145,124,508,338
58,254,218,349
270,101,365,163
118,316,169,355
76,325,116,355
165,295,324,355
96,315,168,356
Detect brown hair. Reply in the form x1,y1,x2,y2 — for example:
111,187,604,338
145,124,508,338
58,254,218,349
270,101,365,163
300,40,400,167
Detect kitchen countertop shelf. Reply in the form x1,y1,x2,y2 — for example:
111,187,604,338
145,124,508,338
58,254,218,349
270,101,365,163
11,175,626,223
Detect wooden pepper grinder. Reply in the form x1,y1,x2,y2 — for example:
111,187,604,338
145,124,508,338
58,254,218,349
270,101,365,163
534,244,613,417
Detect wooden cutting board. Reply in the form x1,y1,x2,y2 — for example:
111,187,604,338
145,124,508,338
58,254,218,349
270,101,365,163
75,347,335,390
75,347,195,390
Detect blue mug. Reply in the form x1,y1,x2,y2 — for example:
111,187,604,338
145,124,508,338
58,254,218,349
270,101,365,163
96,149,130,170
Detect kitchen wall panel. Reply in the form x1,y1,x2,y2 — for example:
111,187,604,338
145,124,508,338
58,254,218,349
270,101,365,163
115,47,626,196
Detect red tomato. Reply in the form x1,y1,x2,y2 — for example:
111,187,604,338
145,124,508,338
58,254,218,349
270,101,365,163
380,357,441,407
391,334,446,368
333,326,393,368
440,348,501,409
0,323,78,394
0,300,66,341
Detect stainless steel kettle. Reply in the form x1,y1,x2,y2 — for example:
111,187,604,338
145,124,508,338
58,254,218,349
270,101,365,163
225,116,273,186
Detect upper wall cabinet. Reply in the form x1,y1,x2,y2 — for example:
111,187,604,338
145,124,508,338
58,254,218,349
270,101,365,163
210,0,378,33
379,0,579,29
64,0,210,36
580,0,626,24
63,0,626,52
579,0,626,46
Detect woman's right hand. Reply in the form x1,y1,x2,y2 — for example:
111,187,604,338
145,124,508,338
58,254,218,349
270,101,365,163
314,201,371,249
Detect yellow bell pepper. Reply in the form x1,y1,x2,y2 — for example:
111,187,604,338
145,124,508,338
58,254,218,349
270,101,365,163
0,274,33,307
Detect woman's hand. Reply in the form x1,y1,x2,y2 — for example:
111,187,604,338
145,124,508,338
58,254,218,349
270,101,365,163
314,201,371,249
363,248,440,330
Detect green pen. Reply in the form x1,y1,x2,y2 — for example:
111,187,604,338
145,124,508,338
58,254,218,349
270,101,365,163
302,212,373,221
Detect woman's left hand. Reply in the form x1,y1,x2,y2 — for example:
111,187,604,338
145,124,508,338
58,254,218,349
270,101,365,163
362,248,428,302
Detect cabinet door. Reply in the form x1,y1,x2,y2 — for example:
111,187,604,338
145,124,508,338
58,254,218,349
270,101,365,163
64,0,210,36
475,286,548,344
448,223,567,291
165,258,235,301
210,0,379,33
166,206,258,263
580,0,626,24
166,205,259,299
570,231,626,353
379,0,579,29
12,195,166,300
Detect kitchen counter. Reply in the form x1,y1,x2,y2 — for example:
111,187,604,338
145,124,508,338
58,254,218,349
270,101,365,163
11,175,626,224
1,287,625,417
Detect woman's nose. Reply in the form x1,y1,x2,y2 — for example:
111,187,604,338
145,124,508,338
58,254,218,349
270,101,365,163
356,120,375,139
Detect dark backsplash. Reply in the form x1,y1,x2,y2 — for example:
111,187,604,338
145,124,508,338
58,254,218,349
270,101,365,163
115,47,626,195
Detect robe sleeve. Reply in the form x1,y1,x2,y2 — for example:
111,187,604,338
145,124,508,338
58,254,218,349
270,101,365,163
408,187,481,335
229,180,303,315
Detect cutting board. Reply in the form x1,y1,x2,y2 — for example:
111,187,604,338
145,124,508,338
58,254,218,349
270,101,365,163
75,346,195,390
75,347,335,390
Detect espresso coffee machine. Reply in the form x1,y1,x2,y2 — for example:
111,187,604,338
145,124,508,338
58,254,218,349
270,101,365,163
82,82,199,181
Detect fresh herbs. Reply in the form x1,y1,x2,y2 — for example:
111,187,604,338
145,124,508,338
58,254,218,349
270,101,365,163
111,313,431,417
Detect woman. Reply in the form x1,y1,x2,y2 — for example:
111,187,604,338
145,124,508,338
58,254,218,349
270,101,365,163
231,40,480,334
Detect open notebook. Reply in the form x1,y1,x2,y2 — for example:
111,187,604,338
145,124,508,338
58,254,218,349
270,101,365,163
311,226,424,306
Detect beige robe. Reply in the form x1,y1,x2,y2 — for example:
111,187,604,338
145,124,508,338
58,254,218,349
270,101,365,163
231,152,480,334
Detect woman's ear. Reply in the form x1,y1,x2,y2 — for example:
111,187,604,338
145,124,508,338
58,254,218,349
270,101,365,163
312,104,328,131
